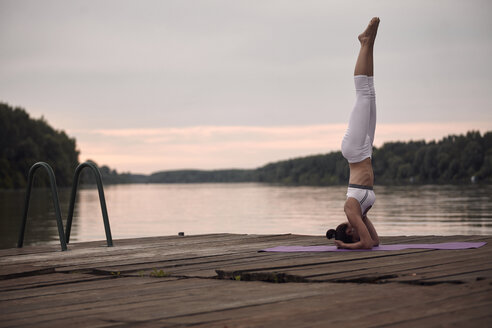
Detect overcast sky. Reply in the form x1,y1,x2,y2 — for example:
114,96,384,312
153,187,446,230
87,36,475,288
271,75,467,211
1,0,491,173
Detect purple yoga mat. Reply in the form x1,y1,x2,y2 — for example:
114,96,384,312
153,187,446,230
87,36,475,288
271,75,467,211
260,242,487,252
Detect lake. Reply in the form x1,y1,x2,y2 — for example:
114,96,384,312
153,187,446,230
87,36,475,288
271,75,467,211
1,183,491,249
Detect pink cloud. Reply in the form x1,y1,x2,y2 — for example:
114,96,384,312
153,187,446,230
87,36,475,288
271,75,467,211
74,122,491,173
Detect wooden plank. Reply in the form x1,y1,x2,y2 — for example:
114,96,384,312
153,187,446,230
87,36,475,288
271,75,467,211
0,273,105,292
0,275,173,302
0,265,55,280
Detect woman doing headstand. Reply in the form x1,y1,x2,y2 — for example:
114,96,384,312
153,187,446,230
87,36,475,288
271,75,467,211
327,17,381,249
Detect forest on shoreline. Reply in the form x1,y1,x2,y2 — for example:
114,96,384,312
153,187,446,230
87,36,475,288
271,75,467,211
1,102,491,189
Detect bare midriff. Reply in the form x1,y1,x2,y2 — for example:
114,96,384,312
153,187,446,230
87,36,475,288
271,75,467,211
348,157,374,186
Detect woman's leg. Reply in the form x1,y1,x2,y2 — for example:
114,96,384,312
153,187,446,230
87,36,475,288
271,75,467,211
354,17,379,77
357,17,379,144
341,18,379,162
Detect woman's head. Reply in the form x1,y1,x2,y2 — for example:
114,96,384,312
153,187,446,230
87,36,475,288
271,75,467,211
326,222,359,243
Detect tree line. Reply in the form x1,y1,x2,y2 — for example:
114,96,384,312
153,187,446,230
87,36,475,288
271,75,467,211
372,131,491,184
1,102,491,189
145,130,492,185
0,103,144,188
256,130,492,185
0,103,79,189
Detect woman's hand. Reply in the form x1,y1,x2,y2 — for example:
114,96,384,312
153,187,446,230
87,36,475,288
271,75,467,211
334,240,345,248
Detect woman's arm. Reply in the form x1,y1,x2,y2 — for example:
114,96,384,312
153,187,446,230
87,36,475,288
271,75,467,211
335,216,379,249
362,215,379,246
341,198,375,249
335,239,372,250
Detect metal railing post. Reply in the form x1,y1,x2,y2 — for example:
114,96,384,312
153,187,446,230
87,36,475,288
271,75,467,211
65,162,113,247
18,162,67,251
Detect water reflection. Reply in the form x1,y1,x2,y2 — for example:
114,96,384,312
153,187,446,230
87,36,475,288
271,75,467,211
373,185,492,235
0,187,74,249
0,183,491,249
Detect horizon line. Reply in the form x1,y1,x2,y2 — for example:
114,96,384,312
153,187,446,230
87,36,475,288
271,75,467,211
73,122,491,175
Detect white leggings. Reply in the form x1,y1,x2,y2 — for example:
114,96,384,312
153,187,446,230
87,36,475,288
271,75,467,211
341,75,376,163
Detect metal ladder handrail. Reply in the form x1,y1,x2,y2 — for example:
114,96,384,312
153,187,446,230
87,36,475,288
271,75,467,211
18,162,67,251
65,162,113,247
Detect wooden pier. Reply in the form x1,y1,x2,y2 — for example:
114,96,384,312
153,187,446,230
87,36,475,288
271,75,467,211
1,234,491,327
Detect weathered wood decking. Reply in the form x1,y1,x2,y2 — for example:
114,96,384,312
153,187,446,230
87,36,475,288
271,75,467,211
1,234,491,327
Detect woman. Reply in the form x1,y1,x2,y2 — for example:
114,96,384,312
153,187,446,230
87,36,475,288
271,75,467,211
326,17,381,249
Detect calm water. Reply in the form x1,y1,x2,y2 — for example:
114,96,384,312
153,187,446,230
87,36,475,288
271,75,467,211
1,183,491,249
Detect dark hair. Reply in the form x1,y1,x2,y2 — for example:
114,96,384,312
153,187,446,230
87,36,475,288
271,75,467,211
326,223,353,243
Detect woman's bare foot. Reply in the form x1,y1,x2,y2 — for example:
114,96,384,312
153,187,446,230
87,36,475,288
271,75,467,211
358,17,380,46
